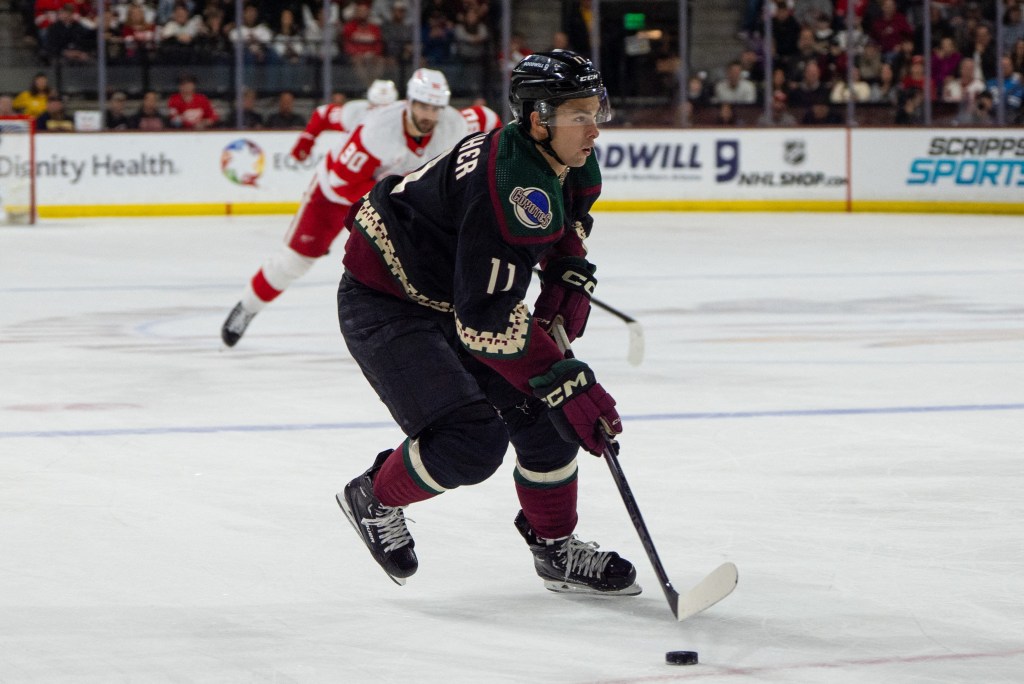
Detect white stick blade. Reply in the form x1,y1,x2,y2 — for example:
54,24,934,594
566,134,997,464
676,562,738,621
626,322,644,366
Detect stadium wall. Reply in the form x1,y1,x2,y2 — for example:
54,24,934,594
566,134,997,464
8,129,1023,217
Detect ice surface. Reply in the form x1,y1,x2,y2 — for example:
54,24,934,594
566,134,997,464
2,212,1022,683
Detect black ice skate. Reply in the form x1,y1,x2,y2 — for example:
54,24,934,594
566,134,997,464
336,450,418,585
221,302,256,347
514,510,641,596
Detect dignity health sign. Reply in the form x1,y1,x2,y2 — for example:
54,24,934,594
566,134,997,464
17,128,1024,217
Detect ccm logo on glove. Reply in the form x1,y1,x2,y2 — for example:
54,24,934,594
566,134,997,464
530,359,622,456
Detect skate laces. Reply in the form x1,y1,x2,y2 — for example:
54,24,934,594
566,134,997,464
362,505,413,553
559,536,612,579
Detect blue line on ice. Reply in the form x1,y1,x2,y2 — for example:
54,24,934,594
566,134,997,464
3,403,1023,439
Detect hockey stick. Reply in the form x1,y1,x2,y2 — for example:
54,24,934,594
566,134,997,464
551,322,738,621
533,268,644,366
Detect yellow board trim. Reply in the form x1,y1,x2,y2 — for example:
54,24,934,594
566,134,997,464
35,199,1024,218
38,202,301,218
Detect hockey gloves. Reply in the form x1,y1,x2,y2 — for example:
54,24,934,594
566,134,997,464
530,359,622,456
291,132,316,161
533,257,596,341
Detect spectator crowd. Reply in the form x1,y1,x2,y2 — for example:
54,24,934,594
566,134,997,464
4,0,1022,129
722,0,1023,124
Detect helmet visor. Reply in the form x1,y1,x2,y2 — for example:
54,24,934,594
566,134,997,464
536,89,613,127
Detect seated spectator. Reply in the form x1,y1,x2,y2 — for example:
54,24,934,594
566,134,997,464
914,4,955,55
954,89,994,125
264,91,305,128
159,2,203,63
422,8,455,66
930,36,961,96
894,87,925,125
714,60,757,104
128,90,170,130
195,6,232,64
943,56,985,105
830,66,871,102
156,0,194,25
0,95,15,117
44,3,94,63
889,37,917,83
757,89,798,126
35,0,91,43
686,72,711,108
900,56,934,100
985,55,1024,120
738,47,764,84
13,73,51,118
454,4,489,64
270,8,308,64
831,15,870,76
35,93,75,132
167,73,218,129
963,23,997,82
786,27,830,85
788,60,830,109
713,102,739,126
342,0,385,86
801,97,843,125
229,3,276,65
870,62,900,104
105,91,131,129
870,0,913,61
1012,39,1024,78
381,0,413,68
855,40,883,84
119,3,158,63
230,87,264,129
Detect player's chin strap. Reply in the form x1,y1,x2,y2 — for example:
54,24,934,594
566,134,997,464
518,122,566,167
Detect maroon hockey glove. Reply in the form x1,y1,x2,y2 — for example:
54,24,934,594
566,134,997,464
533,257,596,341
291,132,316,161
529,359,622,456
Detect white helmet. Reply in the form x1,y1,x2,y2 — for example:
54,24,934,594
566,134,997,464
366,79,398,107
406,68,451,107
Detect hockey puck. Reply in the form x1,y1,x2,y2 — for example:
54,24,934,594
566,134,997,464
666,650,699,666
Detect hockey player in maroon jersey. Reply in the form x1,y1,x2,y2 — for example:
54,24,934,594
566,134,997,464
221,69,471,347
334,50,639,596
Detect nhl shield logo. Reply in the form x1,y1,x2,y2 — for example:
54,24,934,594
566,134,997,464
783,140,806,166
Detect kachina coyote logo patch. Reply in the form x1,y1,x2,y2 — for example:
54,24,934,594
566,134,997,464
509,186,552,229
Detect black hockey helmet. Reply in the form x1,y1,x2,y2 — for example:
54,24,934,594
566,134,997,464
509,50,611,126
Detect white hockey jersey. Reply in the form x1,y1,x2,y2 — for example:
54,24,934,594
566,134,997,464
317,101,470,206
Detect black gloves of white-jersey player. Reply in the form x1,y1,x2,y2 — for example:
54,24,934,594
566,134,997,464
530,359,622,456
533,257,596,342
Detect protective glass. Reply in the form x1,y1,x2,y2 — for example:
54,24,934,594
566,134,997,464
536,89,613,127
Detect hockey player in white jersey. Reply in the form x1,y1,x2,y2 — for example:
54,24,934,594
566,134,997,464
289,79,398,162
221,69,472,347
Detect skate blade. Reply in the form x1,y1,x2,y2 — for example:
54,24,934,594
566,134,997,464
542,579,642,596
334,492,407,587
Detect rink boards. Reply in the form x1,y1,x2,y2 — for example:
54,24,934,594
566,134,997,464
4,127,1022,217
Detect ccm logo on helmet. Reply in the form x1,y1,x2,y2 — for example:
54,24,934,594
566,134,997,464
578,74,599,82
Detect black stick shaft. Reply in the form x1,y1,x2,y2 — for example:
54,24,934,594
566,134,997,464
551,323,679,616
